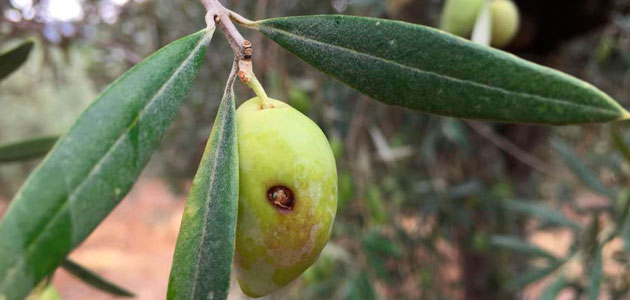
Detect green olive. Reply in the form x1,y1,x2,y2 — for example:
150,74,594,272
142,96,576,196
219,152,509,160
440,0,485,37
27,284,61,300
490,0,520,48
234,97,337,297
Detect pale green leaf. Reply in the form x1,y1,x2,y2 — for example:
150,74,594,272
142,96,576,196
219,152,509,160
552,139,616,199
539,275,566,300
506,262,563,290
490,235,559,261
504,199,581,230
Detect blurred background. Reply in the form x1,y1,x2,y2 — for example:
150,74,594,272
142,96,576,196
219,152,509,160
3,0,630,299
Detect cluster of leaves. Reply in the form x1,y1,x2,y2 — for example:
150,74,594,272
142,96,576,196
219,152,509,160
2,1,630,300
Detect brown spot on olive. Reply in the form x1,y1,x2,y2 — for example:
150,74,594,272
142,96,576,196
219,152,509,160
267,186,294,211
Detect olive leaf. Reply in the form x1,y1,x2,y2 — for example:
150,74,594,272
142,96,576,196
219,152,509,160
539,275,567,300
552,139,617,200
490,235,560,262
588,245,603,300
615,190,630,233
167,67,239,300
253,15,629,125
0,29,213,300
345,271,377,300
0,38,34,81
504,199,581,230
0,136,58,163
610,122,630,164
506,262,564,291
60,259,134,297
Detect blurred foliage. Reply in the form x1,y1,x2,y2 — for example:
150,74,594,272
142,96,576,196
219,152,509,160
3,0,630,299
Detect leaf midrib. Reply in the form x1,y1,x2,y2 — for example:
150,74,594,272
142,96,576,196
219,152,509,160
0,32,209,290
260,25,621,118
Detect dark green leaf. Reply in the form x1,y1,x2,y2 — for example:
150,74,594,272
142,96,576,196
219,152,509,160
365,185,386,225
506,262,563,291
611,122,630,165
0,29,212,300
361,229,403,258
504,199,581,230
364,252,388,281
0,38,34,81
583,214,601,256
588,245,603,300
447,180,483,200
0,136,58,163
254,15,629,124
167,68,239,300
539,275,567,300
60,259,134,297
614,190,630,233
345,272,377,300
552,139,616,199
362,228,402,281
490,235,559,261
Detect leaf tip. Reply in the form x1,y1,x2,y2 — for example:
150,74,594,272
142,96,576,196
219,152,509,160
619,108,630,121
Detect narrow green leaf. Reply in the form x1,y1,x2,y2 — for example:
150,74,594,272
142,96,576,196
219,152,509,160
0,136,58,163
583,214,601,257
361,229,403,258
552,139,616,199
588,245,603,300
0,38,34,81
344,272,378,300
539,275,566,300
610,122,630,164
504,199,581,230
0,29,212,300
362,229,402,281
447,180,483,200
254,15,629,124
490,235,559,261
167,70,239,300
506,262,563,291
614,190,630,233
365,185,386,225
60,259,134,297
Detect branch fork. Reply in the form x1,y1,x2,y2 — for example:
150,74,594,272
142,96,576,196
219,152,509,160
201,0,255,83
200,0,271,108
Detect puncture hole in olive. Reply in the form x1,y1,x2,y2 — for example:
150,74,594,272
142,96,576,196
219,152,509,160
267,186,295,211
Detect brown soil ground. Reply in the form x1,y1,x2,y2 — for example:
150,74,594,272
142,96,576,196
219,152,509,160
47,178,248,300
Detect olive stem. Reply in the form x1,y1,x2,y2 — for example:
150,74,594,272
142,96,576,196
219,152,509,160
246,75,272,109
199,0,255,84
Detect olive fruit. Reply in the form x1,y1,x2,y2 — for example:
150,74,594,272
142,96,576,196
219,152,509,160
490,0,520,48
440,0,484,37
234,97,337,297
